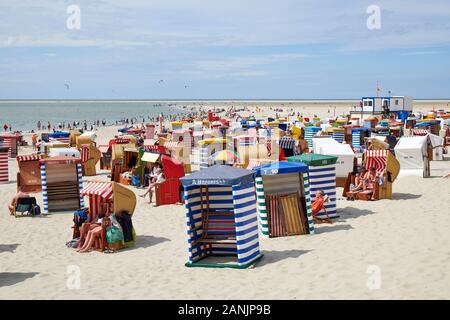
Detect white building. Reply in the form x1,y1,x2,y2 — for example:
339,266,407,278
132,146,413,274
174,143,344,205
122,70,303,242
360,96,413,113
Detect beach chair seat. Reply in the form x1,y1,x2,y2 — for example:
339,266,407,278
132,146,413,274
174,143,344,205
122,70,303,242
13,197,37,218
279,193,307,235
266,195,286,237
191,209,237,248
195,210,237,244
356,189,376,201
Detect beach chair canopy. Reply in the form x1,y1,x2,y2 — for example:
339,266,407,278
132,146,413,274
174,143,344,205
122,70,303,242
253,161,308,177
180,164,254,187
81,181,113,200
49,147,80,158
287,154,337,166
161,154,184,179
141,152,161,163
39,155,81,165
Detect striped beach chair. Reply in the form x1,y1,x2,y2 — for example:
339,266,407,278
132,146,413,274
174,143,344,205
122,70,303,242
365,150,387,174
0,146,9,183
265,195,285,237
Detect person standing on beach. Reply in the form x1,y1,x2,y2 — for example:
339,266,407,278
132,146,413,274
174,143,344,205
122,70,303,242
37,121,41,130
32,133,38,151
3,123,8,131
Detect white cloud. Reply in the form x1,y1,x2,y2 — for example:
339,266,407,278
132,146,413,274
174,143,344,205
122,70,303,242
400,51,439,56
0,0,449,51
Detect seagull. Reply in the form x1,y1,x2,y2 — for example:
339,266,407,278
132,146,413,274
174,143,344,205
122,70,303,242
158,80,164,84
64,83,70,90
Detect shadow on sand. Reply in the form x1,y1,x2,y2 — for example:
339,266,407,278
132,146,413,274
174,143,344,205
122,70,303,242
257,249,312,267
336,207,375,221
133,235,170,249
392,193,422,200
0,244,20,253
314,224,353,234
0,272,38,287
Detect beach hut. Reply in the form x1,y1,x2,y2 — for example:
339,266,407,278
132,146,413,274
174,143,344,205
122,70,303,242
304,126,322,149
253,162,314,238
198,138,228,170
0,134,21,158
330,128,345,143
16,154,44,192
0,145,9,183
348,127,368,151
40,156,84,213
287,154,338,219
361,96,413,113
180,165,263,268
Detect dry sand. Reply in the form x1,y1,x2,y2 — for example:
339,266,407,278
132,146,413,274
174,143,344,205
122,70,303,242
1,105,450,300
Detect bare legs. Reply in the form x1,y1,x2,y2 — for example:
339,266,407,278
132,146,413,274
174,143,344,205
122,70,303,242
140,182,157,203
77,223,102,253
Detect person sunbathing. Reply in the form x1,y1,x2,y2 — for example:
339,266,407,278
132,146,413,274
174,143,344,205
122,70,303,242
312,190,330,223
346,168,367,199
8,187,30,215
355,168,378,201
77,217,110,253
140,168,165,204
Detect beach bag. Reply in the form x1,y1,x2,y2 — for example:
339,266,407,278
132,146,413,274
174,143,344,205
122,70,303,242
106,226,124,244
31,204,41,216
131,175,140,186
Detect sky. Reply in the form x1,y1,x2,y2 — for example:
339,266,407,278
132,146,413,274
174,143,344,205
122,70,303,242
0,0,449,99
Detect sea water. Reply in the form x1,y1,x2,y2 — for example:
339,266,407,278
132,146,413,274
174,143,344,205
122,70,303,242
0,100,187,131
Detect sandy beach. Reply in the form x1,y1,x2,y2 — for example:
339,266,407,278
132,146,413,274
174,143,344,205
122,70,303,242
1,105,450,300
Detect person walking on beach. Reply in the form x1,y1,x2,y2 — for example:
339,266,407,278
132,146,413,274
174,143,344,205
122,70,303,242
47,121,51,131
